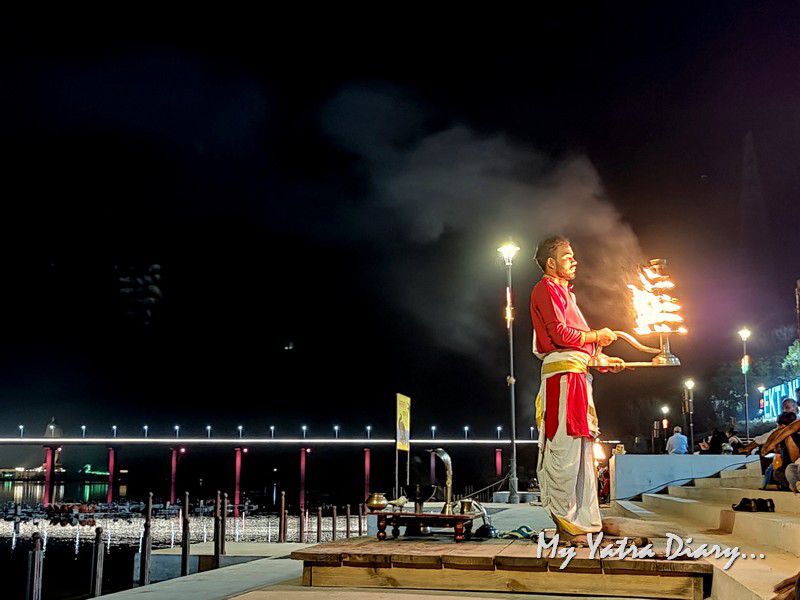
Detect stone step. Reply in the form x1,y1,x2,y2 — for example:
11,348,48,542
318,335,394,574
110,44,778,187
628,500,800,600
693,476,724,488
720,460,762,478
641,493,727,528
669,485,800,516
694,474,762,489
613,499,660,520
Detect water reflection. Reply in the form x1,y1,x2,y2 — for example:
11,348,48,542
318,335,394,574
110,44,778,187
0,482,108,504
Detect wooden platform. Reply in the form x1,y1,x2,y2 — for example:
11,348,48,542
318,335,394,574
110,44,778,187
290,538,712,600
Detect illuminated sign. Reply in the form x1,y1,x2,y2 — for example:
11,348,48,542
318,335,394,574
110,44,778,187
762,377,800,420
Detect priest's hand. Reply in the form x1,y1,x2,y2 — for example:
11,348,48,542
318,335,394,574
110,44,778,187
596,328,617,347
593,354,626,373
604,356,626,373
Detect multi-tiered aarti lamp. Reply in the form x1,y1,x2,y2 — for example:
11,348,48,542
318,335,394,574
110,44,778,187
589,258,687,368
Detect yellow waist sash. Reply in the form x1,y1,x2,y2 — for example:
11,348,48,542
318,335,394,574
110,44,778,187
535,355,590,432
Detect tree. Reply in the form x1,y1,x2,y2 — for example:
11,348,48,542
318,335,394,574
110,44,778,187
708,351,786,424
782,340,800,380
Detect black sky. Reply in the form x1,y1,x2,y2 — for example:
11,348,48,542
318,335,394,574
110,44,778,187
1,5,799,446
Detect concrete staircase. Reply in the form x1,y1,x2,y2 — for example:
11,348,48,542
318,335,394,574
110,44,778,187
615,458,800,599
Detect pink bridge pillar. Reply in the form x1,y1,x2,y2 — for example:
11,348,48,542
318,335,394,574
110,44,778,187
107,447,115,504
234,447,242,518
170,448,177,505
299,448,307,513
363,448,371,500
495,448,502,478
43,447,55,506
430,451,436,484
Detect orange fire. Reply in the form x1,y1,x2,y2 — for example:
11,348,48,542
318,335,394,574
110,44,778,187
627,260,688,336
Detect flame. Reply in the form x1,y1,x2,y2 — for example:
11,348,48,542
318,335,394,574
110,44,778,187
628,262,687,335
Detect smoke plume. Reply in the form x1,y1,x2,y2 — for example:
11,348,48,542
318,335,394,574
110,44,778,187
321,85,643,355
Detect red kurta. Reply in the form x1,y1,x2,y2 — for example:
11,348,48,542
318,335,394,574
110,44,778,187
531,276,595,439
530,276,594,356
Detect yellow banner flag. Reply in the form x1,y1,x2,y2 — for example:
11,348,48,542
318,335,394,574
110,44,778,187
396,393,410,451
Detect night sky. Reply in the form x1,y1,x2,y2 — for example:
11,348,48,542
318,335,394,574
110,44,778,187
2,6,800,451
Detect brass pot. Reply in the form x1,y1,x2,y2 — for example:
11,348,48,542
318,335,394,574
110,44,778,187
366,492,388,512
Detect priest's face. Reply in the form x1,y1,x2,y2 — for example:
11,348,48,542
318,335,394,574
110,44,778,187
550,243,578,281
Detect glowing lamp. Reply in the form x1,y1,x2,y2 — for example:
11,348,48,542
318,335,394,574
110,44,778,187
684,379,695,390
593,442,606,460
741,355,750,374
497,242,520,265
661,406,669,415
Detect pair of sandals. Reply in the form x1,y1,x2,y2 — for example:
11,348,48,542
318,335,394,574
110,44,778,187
731,497,775,512
499,525,538,539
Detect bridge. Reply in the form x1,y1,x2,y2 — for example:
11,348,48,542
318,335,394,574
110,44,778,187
0,435,619,511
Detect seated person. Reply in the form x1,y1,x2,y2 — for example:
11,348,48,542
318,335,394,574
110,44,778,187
740,397,799,454
762,412,800,490
726,428,743,453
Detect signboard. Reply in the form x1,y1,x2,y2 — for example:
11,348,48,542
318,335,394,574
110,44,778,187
396,393,410,451
762,376,799,420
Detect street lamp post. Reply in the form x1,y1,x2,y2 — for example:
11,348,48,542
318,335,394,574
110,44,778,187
143,425,149,438
498,242,521,503
683,379,695,451
81,425,86,438
530,426,534,440
238,425,243,438
207,425,212,438
738,328,751,439
366,425,371,439
431,425,436,439
334,425,339,439
269,425,275,439
496,426,502,440
174,425,180,439
301,425,307,439
18,425,23,438
660,406,670,445
463,426,469,440
112,425,117,438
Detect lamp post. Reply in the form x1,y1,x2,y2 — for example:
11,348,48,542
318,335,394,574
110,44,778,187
430,425,436,439
143,425,149,438
174,425,180,439
738,328,751,439
498,241,520,503
238,425,243,439
301,425,307,439
269,425,275,439
366,425,371,439
81,425,86,438
530,426,534,440
18,425,23,438
112,425,117,438
207,425,212,438
334,425,339,439
463,426,469,440
496,426,502,440
683,379,695,451
660,406,669,444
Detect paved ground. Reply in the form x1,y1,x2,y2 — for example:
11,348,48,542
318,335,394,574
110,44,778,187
154,541,308,557
106,505,637,600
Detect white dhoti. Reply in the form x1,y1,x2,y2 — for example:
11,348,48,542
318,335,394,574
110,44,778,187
535,350,602,535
